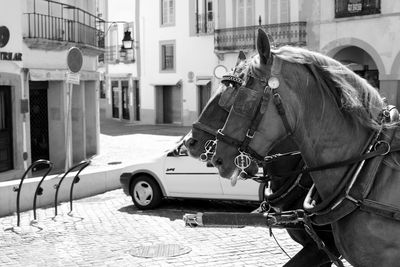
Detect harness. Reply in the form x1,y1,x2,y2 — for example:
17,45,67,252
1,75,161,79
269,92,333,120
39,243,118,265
192,74,244,162
215,55,400,266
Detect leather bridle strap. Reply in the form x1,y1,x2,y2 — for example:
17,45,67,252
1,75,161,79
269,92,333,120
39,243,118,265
192,121,218,136
216,87,270,162
274,139,396,177
271,87,293,136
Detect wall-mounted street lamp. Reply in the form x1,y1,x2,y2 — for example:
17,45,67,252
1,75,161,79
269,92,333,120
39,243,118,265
119,30,134,58
97,19,135,62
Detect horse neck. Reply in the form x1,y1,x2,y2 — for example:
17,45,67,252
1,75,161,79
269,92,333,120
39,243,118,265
289,71,372,200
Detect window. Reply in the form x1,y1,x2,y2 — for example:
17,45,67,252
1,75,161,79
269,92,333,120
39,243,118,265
238,0,254,27
161,0,175,26
335,0,380,18
195,0,214,34
160,41,175,71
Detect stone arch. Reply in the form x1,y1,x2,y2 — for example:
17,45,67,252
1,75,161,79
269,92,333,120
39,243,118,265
321,37,386,77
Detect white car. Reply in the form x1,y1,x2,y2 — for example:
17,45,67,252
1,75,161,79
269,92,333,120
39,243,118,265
120,141,265,209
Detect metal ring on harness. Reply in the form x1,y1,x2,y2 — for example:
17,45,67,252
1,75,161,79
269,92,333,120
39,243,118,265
374,140,390,156
200,140,216,162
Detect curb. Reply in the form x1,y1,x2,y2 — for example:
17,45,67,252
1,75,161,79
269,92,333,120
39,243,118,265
0,163,130,218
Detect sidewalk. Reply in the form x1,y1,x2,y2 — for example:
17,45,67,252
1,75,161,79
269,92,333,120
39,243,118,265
0,119,191,217
90,118,192,167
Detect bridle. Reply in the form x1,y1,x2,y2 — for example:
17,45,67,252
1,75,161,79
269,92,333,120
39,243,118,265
191,74,244,162
216,56,295,177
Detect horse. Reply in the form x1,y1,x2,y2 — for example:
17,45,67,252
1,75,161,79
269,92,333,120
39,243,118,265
211,28,400,267
184,52,339,267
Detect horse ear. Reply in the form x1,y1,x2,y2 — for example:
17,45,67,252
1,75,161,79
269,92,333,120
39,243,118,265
257,28,271,64
234,51,246,69
238,51,246,61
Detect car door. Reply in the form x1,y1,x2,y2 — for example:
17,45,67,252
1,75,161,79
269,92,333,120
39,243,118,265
164,144,223,198
219,172,262,201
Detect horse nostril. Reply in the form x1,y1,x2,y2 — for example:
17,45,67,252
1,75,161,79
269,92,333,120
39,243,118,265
187,138,197,147
215,158,223,166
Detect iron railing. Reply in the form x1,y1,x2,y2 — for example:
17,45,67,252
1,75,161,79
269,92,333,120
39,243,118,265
24,0,104,49
214,21,307,52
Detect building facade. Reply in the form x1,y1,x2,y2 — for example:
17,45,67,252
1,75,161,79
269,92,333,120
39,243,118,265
309,0,400,107
102,0,400,125
99,0,139,123
0,0,103,181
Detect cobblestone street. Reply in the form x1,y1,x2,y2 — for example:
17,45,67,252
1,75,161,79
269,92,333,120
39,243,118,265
0,189,304,267
0,119,351,266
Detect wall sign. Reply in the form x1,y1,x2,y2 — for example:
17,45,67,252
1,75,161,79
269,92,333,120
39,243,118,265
0,26,10,48
0,52,22,61
0,26,22,61
67,47,83,73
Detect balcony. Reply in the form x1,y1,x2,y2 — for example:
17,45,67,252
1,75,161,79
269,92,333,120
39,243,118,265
23,0,104,53
214,21,306,53
335,0,380,18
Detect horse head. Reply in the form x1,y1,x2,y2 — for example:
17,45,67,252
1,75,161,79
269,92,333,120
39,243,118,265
211,28,296,180
183,51,246,158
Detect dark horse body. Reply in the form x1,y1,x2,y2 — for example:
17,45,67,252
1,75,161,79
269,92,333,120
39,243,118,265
184,56,339,266
211,28,400,266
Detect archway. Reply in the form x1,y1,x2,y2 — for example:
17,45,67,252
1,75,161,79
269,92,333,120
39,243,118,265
333,46,379,89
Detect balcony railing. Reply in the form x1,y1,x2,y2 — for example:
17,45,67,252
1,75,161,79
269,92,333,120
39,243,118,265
24,0,104,49
214,21,307,52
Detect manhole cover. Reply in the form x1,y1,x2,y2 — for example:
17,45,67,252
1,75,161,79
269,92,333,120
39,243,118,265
130,244,192,258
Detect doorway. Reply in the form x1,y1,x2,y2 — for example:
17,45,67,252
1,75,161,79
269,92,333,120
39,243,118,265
111,81,119,118
155,85,182,124
0,86,13,172
198,83,211,115
121,80,130,120
29,81,49,163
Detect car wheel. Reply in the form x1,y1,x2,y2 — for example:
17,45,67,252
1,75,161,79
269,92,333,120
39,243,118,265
130,175,162,210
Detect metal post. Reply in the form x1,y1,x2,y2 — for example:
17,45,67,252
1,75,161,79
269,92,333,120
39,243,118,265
32,162,54,221
15,159,52,227
54,160,90,217
68,161,90,213
64,83,73,172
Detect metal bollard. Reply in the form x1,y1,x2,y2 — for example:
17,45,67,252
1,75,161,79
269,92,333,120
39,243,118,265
14,159,52,227
32,162,54,221
54,160,90,217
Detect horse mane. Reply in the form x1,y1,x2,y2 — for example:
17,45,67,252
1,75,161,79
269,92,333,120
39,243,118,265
272,46,385,131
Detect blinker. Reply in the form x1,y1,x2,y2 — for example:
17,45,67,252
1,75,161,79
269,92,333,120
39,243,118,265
268,77,280,89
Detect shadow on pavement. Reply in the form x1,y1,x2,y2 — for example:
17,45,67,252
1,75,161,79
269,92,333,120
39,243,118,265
118,199,260,221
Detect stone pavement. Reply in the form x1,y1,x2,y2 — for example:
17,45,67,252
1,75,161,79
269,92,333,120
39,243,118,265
0,118,352,266
0,189,304,267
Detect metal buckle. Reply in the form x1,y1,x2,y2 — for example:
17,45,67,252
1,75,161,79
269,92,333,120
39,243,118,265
374,140,390,155
200,140,216,162
246,129,255,138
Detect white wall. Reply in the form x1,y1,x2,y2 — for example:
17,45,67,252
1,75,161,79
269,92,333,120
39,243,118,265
139,0,218,125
